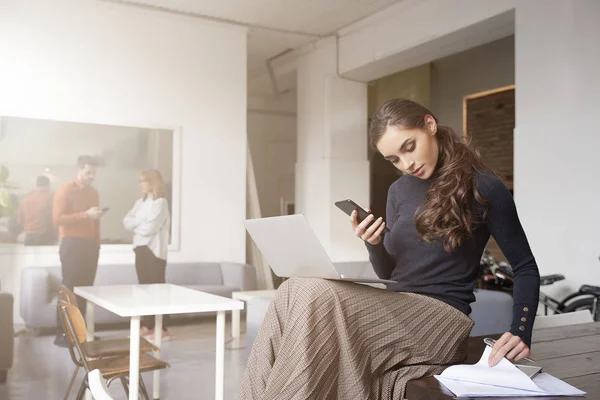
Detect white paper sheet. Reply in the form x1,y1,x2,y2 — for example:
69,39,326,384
439,347,544,392
434,347,586,397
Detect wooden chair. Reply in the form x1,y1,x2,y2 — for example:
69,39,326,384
87,369,114,400
60,285,78,305
59,302,169,400
57,287,159,400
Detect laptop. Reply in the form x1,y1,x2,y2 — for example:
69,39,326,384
244,214,396,284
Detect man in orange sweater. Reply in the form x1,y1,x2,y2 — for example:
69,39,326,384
18,175,56,245
53,155,106,347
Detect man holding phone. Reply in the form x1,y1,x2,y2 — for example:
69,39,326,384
52,155,106,347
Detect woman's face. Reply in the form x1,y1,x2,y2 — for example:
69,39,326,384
139,177,151,194
376,116,439,180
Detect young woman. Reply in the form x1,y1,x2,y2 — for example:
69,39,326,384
240,99,540,400
124,169,171,341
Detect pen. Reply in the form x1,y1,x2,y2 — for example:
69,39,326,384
483,337,535,363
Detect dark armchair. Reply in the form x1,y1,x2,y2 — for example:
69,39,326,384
0,281,14,383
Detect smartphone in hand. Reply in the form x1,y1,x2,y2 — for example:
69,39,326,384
335,199,390,233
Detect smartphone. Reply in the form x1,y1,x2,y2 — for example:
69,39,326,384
335,199,389,233
101,207,110,212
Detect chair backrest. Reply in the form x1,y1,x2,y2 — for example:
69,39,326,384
57,292,85,367
59,302,94,372
533,310,593,330
62,302,88,345
88,369,114,400
59,286,78,306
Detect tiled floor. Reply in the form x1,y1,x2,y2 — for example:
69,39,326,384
0,320,249,400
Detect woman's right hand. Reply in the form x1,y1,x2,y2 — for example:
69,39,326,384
350,210,386,245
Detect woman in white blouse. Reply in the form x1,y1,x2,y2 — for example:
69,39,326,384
124,169,171,340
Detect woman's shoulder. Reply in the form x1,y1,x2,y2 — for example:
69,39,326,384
386,175,426,210
155,197,170,211
475,170,512,200
389,174,424,192
387,175,407,198
143,195,168,204
150,197,169,206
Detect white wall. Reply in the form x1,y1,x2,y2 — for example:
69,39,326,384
0,0,247,323
430,36,514,134
514,0,600,296
247,93,297,218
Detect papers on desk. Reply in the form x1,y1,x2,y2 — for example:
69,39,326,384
434,346,586,397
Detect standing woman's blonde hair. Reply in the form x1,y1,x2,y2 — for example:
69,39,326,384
140,169,166,200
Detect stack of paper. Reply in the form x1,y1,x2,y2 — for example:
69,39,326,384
434,346,586,397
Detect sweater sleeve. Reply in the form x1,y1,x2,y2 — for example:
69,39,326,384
365,183,399,280
52,185,88,226
123,200,141,231
481,175,540,348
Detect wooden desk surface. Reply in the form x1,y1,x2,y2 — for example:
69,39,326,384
406,322,600,400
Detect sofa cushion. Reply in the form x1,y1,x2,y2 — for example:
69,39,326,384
167,263,223,286
94,264,139,285
46,267,62,302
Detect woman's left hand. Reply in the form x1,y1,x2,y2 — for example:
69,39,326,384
488,332,531,367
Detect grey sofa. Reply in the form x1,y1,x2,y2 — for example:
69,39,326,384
245,262,514,354
20,262,257,332
0,281,14,383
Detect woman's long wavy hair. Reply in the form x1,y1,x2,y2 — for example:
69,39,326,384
370,99,490,252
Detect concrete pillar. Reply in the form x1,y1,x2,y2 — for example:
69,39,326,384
295,37,370,261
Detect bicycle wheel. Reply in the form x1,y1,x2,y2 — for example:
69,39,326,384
562,297,595,314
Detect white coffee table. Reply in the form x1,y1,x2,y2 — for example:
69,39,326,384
75,283,243,400
228,290,277,348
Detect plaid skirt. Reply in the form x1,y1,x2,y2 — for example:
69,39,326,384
239,277,474,400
